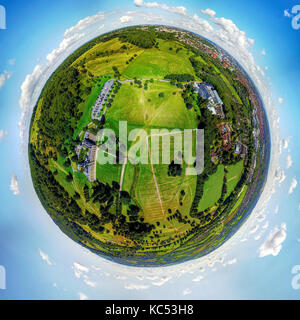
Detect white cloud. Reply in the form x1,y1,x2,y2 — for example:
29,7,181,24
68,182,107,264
249,224,259,234
192,14,214,33
259,223,287,257
134,0,144,6
192,275,204,282
134,0,187,16
39,250,53,265
261,48,266,55
124,283,149,290
256,214,266,223
114,274,127,280
275,168,286,185
212,16,255,51
0,71,12,89
281,137,291,150
19,64,45,142
152,276,171,286
201,8,216,17
73,262,89,278
182,288,192,296
120,15,133,23
287,154,293,169
284,9,291,18
64,11,105,38
278,97,284,104
83,277,97,287
46,33,85,64
78,292,88,300
10,173,20,195
227,258,237,265
289,178,298,194
262,221,269,230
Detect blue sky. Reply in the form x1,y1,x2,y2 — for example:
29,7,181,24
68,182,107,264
0,0,300,300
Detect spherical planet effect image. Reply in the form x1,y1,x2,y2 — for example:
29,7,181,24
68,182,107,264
29,25,270,267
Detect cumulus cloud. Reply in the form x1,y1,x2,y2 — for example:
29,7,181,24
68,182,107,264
39,250,53,265
281,137,291,150
64,11,105,38
192,275,204,282
212,16,255,52
262,221,269,230
10,174,20,195
46,33,85,64
152,276,171,286
78,292,88,300
201,8,216,17
249,224,259,234
259,223,287,257
134,0,187,16
287,154,293,169
192,14,214,33
83,277,97,287
289,178,298,194
120,15,133,23
19,64,45,142
73,262,89,278
275,168,286,185
124,283,149,290
0,71,12,89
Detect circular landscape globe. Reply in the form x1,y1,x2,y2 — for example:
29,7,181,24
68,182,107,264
29,26,270,266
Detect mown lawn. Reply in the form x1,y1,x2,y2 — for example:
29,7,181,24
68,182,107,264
106,80,197,130
122,39,196,79
198,165,225,212
226,160,244,197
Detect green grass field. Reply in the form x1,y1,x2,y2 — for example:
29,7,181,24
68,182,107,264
122,40,196,79
106,80,197,130
198,165,225,212
226,160,244,197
